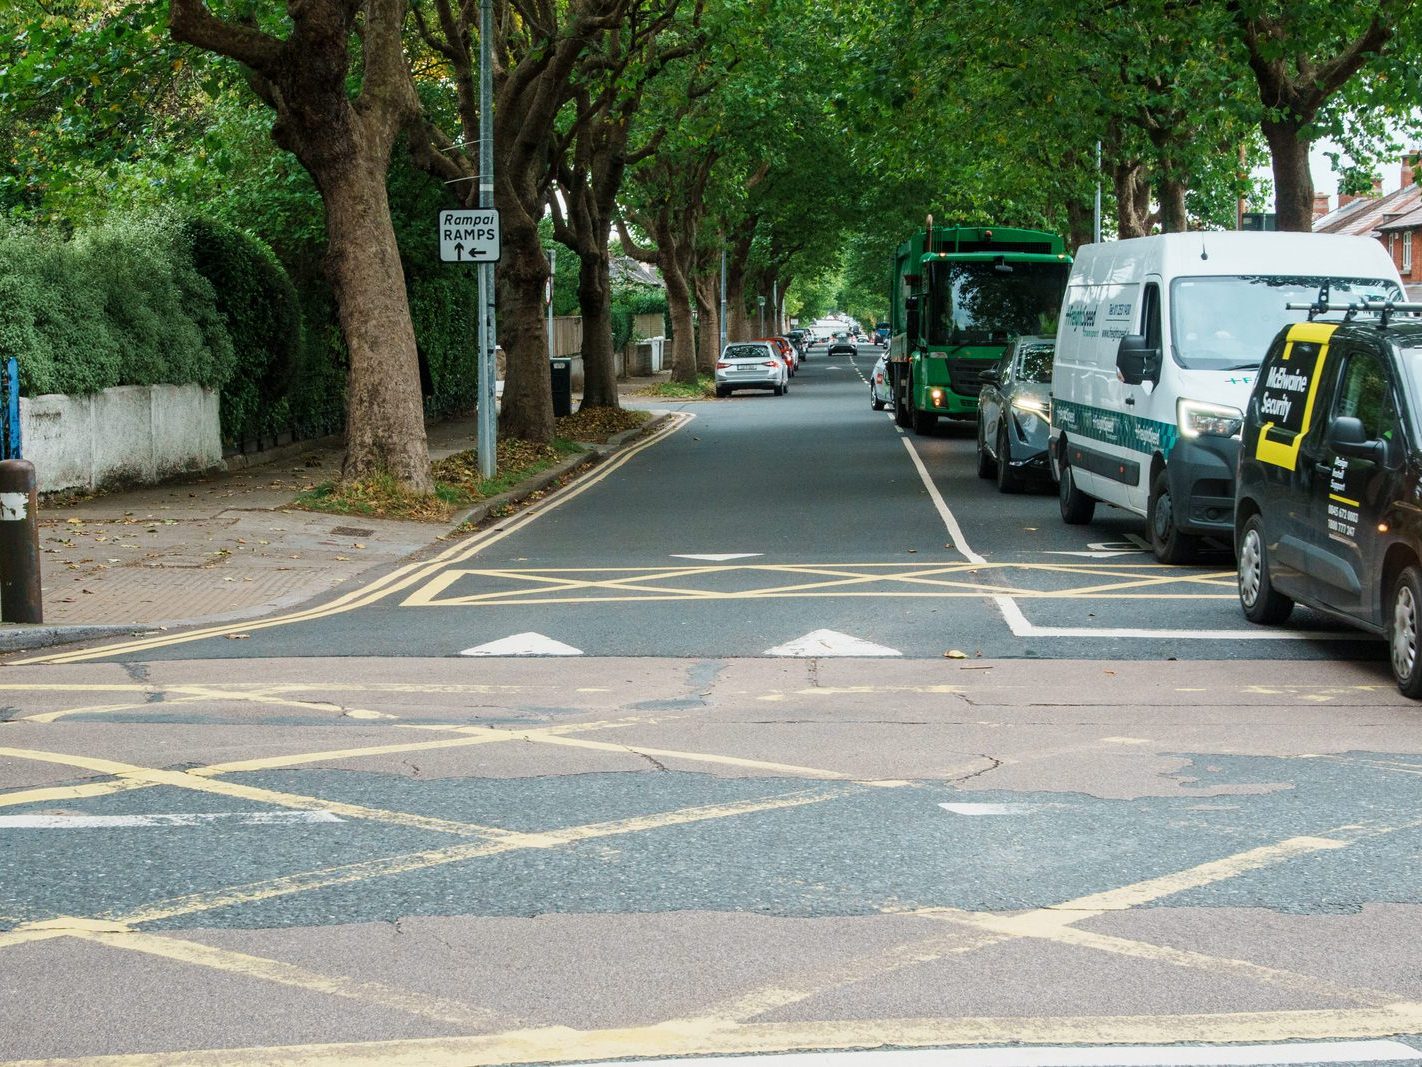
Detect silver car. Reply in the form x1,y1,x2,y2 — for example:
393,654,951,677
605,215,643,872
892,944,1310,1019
976,335,1054,493
715,341,788,397
869,352,893,410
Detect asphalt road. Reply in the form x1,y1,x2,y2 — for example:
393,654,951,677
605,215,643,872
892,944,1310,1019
4,342,1422,1066
24,342,1392,667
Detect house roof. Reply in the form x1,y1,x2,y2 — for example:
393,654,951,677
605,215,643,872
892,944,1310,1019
609,255,662,288
1317,185,1422,237
1378,203,1422,232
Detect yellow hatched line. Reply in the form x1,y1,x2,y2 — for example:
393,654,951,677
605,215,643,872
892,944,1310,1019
16,1005,1422,1067
72,929,515,1031
101,783,870,928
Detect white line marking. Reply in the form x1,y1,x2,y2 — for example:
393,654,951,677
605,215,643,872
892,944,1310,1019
560,1040,1422,1067
897,434,1374,643
459,633,584,656
765,629,902,657
899,437,984,564
0,812,344,828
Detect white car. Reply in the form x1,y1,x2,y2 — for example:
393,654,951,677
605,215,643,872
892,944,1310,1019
869,352,893,410
715,341,788,397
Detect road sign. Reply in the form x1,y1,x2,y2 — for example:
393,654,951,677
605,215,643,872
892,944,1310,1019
439,208,501,263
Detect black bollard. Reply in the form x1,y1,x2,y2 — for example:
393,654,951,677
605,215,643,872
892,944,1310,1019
0,459,41,623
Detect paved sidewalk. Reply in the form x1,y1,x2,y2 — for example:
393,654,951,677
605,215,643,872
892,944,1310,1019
3,380,681,652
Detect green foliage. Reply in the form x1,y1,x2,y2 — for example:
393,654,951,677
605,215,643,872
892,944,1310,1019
407,272,477,418
0,215,234,397
181,216,302,445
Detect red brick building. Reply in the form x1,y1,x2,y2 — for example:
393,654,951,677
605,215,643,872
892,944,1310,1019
1315,153,1422,299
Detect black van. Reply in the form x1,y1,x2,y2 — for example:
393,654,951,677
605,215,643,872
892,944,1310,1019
1235,302,1422,695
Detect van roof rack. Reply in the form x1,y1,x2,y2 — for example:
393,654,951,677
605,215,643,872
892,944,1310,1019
1286,296,1422,327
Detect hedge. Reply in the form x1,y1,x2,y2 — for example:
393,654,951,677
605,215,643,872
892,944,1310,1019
0,215,233,397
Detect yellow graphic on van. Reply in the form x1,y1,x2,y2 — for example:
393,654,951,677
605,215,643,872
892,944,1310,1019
1255,322,1338,471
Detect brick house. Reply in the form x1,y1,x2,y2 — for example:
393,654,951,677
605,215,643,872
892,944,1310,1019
1314,153,1422,298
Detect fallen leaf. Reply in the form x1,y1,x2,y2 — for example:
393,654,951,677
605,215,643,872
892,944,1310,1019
944,649,968,659
223,632,250,640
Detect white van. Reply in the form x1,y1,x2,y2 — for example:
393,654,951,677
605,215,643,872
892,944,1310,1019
1049,232,1405,563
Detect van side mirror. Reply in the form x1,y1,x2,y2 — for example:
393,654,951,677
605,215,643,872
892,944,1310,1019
1116,334,1160,385
905,295,920,342
1328,416,1387,463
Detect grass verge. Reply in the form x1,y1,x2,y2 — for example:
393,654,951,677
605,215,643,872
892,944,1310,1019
293,437,585,522
636,376,717,399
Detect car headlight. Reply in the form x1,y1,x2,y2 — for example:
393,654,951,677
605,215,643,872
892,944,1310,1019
1011,395,1048,416
1177,398,1243,439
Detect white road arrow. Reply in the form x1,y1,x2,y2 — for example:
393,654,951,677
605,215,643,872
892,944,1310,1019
459,633,584,656
1045,540,1150,559
670,553,763,562
764,629,902,657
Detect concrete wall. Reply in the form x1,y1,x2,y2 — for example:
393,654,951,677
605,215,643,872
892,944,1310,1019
21,384,222,494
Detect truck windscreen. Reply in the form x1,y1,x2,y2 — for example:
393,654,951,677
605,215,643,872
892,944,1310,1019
925,261,1070,345
1170,275,1403,370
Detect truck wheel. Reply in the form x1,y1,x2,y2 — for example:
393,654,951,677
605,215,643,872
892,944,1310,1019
1149,467,1200,565
909,378,936,435
894,370,911,427
1058,446,1095,524
1237,513,1292,624
1390,565,1422,698
995,425,1023,493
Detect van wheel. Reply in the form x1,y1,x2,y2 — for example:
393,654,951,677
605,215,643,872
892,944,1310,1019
1389,566,1422,698
1149,467,1200,564
1058,448,1095,524
1237,514,1292,624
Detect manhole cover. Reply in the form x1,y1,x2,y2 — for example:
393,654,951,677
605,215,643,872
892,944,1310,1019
330,526,375,537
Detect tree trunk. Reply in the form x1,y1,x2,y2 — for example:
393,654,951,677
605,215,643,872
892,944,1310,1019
577,247,620,410
1263,119,1315,232
325,160,434,491
694,272,721,374
1157,177,1189,233
497,210,555,441
1065,199,1095,251
1114,164,1153,239
662,255,697,384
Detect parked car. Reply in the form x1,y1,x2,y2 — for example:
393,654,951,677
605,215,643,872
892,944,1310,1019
870,352,893,410
716,341,788,397
1235,303,1422,696
756,336,797,376
977,336,1054,493
827,333,858,357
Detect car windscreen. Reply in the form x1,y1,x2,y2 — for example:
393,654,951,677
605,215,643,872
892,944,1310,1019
723,345,771,361
1015,343,1053,383
1169,275,1404,371
925,260,1070,345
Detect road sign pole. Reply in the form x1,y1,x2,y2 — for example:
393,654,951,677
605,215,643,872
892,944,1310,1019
719,248,727,352
477,0,497,479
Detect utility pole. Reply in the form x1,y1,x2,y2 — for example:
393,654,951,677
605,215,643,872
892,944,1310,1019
477,0,497,479
757,295,766,337
772,281,778,334
1094,140,1102,244
719,249,727,352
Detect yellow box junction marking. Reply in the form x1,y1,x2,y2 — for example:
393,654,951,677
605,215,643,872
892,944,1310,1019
4,679,1422,1062
399,561,1240,608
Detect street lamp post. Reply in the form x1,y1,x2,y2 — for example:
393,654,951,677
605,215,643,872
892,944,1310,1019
476,0,497,479
757,295,766,337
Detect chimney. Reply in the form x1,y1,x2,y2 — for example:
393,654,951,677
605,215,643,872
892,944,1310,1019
1404,152,1418,188
1372,176,1384,196
1313,193,1331,220
1340,192,1357,208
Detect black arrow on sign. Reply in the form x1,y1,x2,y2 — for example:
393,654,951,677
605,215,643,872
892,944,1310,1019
453,242,465,261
